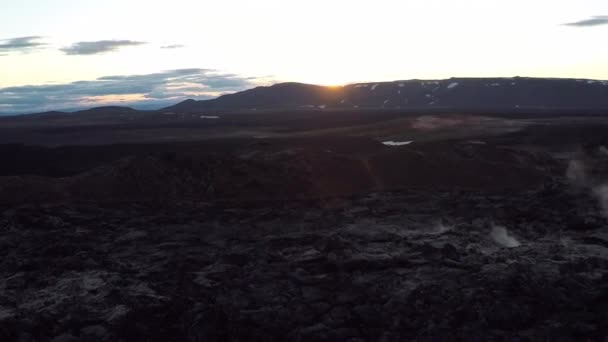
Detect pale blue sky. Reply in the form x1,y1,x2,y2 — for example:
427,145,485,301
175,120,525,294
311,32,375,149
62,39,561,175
1,0,607,112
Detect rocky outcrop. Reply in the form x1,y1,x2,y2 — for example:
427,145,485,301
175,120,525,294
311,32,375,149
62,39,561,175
0,141,556,205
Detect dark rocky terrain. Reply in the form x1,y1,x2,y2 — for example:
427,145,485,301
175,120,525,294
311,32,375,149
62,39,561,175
2,181,608,342
1,96,608,341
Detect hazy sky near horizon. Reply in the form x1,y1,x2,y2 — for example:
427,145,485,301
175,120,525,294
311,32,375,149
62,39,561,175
1,0,607,112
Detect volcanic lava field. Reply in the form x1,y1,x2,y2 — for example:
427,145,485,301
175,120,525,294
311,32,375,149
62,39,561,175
1,109,608,341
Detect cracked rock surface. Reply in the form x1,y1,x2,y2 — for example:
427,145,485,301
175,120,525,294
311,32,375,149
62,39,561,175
1,128,608,341
1,184,607,341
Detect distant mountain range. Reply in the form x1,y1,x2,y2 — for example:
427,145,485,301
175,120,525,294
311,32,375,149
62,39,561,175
14,77,608,117
162,77,608,113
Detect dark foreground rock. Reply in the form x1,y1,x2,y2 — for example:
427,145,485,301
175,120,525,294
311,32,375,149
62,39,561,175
1,184,607,341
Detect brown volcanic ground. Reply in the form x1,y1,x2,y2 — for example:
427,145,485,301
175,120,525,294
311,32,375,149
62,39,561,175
0,111,575,204
0,137,556,205
2,110,608,341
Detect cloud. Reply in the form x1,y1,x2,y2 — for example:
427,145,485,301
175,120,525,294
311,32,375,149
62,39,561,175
61,40,146,55
161,44,185,49
0,36,46,54
0,68,268,114
564,16,608,27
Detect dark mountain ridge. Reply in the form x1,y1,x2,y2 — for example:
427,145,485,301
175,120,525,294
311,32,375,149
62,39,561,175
7,77,608,119
163,77,608,113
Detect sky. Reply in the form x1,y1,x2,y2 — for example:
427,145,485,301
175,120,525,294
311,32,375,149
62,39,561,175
1,0,607,113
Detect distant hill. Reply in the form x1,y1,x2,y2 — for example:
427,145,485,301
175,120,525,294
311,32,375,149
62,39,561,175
74,106,139,114
6,106,146,121
162,77,608,113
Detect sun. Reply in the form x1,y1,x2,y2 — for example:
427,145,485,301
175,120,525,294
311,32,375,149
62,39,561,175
308,76,352,87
